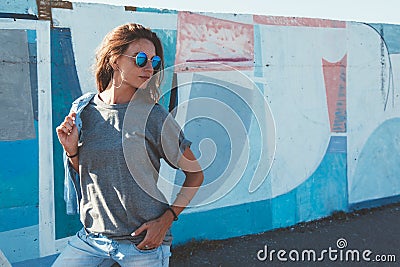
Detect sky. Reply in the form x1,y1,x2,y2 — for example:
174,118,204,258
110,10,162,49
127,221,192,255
68,0,400,25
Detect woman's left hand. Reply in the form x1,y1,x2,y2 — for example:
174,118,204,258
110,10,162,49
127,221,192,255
132,212,175,250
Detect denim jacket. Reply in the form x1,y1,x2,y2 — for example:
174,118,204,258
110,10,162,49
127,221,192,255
63,92,96,215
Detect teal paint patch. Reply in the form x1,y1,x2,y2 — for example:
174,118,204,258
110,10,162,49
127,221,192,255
172,140,347,244
254,24,264,78
369,23,400,54
135,7,178,14
296,153,348,223
14,254,58,267
27,29,36,43
51,28,83,239
271,190,297,229
173,200,273,243
0,0,38,16
0,205,38,232
152,29,177,110
0,122,38,210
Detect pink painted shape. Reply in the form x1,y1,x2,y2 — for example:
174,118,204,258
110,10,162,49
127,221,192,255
175,12,254,72
322,55,347,133
254,15,346,28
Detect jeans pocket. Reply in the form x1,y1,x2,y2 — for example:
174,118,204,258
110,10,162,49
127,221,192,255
132,243,159,254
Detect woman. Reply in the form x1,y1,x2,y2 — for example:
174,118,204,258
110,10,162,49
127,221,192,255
53,23,204,267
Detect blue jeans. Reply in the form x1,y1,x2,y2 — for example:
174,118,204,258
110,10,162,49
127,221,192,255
52,229,171,267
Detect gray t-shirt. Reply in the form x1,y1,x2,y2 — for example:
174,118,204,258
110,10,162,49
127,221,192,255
78,91,191,245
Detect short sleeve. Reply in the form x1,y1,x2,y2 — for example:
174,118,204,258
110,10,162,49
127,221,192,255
158,110,192,169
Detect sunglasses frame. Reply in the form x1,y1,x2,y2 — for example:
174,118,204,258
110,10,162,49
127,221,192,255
121,51,162,70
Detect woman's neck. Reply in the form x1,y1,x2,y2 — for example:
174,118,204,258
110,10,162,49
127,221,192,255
99,85,137,105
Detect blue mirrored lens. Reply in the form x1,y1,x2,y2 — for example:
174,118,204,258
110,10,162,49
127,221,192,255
152,56,161,70
135,52,147,67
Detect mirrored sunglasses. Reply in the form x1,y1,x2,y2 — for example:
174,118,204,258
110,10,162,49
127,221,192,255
121,51,162,70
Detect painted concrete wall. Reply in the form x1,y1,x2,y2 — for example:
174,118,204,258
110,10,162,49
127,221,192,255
0,0,37,16
1,1,400,264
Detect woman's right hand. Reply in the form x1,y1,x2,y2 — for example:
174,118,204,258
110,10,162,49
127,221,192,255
56,112,79,156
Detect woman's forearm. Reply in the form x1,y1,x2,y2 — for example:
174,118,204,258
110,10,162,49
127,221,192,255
171,170,204,216
68,155,79,173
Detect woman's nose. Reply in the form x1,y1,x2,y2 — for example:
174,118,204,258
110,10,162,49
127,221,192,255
144,59,154,71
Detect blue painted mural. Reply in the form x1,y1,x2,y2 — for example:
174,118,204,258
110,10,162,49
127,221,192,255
0,0,399,264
